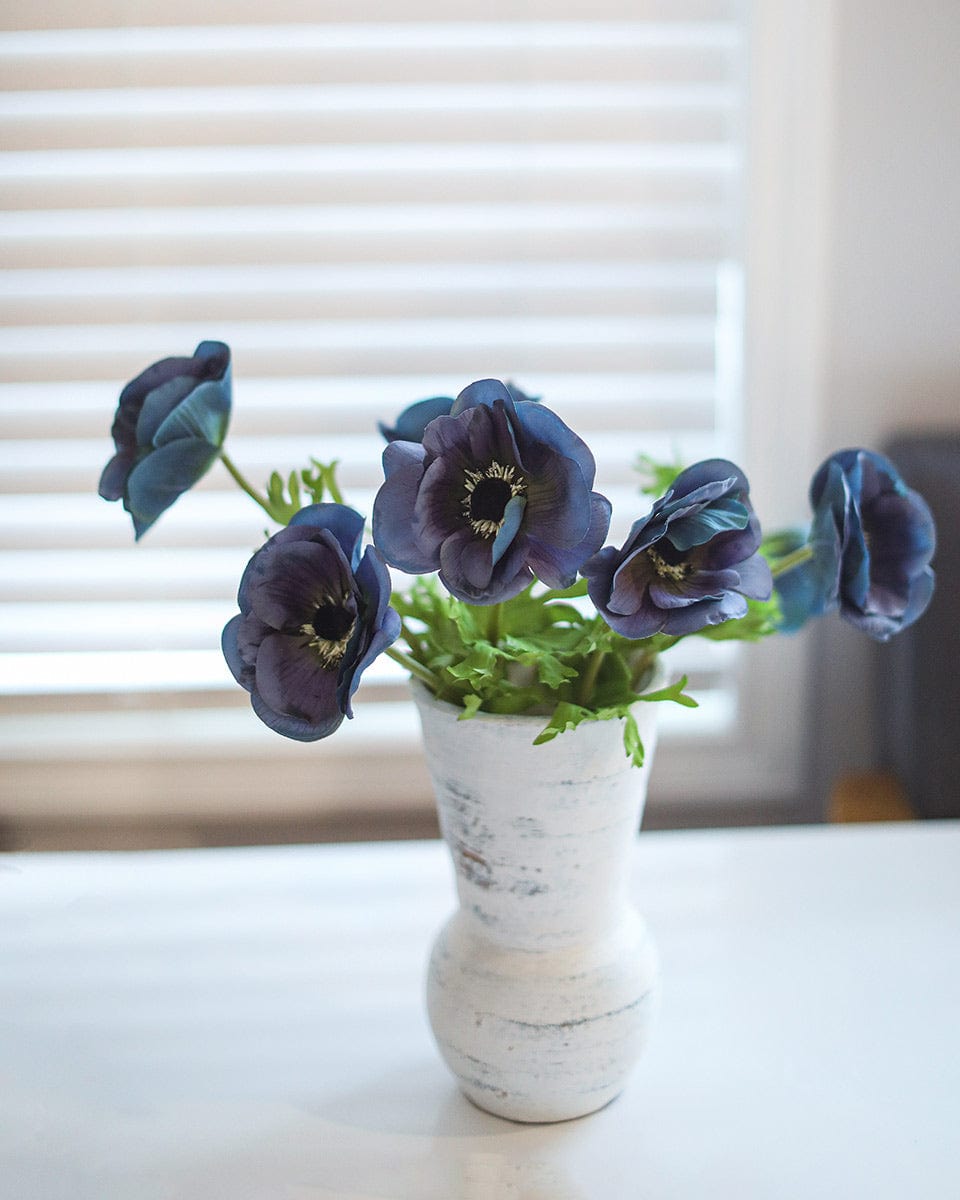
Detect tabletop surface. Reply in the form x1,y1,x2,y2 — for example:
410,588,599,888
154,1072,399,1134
2,821,959,1200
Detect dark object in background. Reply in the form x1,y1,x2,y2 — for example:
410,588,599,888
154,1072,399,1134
877,432,960,818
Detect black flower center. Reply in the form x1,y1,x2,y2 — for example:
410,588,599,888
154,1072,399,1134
472,477,513,522
300,596,356,668
462,461,526,538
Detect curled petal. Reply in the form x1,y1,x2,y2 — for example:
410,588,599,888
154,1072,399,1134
124,438,221,540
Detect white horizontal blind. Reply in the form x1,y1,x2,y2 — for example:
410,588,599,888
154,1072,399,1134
0,1,748,821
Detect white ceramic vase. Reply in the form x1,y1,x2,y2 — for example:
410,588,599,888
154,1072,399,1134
412,681,661,1123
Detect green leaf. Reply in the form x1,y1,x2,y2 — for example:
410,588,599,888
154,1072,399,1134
637,673,698,708
458,693,484,720
533,701,589,745
694,596,779,643
635,453,685,498
621,711,645,767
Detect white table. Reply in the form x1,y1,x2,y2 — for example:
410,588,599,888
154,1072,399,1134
2,822,958,1200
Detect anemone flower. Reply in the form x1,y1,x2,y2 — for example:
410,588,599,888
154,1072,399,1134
99,340,231,539
222,504,401,741
804,448,936,641
583,459,772,638
372,379,611,605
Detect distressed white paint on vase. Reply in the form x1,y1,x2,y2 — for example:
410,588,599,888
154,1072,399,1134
412,681,661,1124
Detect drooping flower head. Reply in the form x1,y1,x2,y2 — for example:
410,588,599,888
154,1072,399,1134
583,459,772,638
377,381,538,443
372,379,611,605
99,340,232,539
222,504,401,741
791,448,936,640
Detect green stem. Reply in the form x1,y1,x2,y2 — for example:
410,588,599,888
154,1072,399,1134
385,645,442,691
769,544,814,578
486,602,502,647
219,451,277,520
399,621,426,661
577,647,606,707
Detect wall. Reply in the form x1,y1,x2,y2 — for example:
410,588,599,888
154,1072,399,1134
807,0,960,807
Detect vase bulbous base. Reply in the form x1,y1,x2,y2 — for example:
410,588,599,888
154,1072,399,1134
427,908,660,1124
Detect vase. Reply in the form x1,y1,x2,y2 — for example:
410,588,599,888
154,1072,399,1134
411,681,661,1123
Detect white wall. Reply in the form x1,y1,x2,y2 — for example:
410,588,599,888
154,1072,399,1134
807,0,960,806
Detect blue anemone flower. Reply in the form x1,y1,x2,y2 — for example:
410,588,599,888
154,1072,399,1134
221,504,401,741
378,381,539,443
583,459,772,638
99,341,232,539
371,379,611,605
796,448,936,641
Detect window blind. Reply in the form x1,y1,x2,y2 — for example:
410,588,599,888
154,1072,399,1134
0,1,749,824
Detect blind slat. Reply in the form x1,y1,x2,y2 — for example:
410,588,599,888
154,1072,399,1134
0,262,720,326
0,83,736,152
0,1,738,33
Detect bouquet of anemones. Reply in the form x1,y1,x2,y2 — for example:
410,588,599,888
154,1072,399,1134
99,341,937,765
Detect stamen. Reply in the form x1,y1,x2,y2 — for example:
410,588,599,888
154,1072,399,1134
647,547,689,582
300,593,356,668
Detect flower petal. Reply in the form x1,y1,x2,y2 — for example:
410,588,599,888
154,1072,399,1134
245,537,354,630
153,378,231,450
251,688,344,742
525,492,612,589
522,448,592,547
450,378,516,416
372,451,439,574
667,496,749,551
733,551,773,600
491,494,527,566
254,631,342,728
378,395,453,443
648,568,738,609
125,438,220,539
290,503,366,568
513,400,598,489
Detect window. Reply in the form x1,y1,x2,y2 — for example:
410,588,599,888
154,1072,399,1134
0,2,826,835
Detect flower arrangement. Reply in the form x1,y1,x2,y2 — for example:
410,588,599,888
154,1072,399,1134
100,340,937,765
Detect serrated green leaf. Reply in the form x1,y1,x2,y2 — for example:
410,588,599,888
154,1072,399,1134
533,701,589,745
635,453,685,498
621,711,645,767
457,693,484,720
637,673,698,708
694,596,779,643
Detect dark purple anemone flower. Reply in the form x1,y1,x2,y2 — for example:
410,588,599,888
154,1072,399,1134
372,379,611,605
378,381,538,443
99,340,231,539
583,459,772,639
796,448,936,641
222,504,401,741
